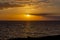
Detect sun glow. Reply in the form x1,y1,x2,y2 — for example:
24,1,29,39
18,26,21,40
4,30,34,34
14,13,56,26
26,14,30,17
8,5,46,21
23,14,31,18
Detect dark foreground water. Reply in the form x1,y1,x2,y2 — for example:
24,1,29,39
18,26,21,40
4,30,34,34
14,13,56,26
0,21,60,40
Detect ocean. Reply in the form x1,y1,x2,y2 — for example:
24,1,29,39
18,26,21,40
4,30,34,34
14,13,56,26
0,21,60,40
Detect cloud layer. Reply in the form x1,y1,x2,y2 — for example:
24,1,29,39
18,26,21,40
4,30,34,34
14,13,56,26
0,0,60,13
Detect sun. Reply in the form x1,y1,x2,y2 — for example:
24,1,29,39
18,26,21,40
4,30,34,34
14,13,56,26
23,14,31,18
25,14,31,18
26,14,30,17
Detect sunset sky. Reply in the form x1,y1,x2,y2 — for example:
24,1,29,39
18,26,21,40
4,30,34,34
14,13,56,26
0,0,60,21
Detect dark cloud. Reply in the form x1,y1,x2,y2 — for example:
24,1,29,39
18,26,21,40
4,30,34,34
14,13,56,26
0,2,24,10
45,16,60,20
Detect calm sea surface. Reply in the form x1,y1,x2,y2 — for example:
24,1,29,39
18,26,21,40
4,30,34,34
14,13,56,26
0,21,60,40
